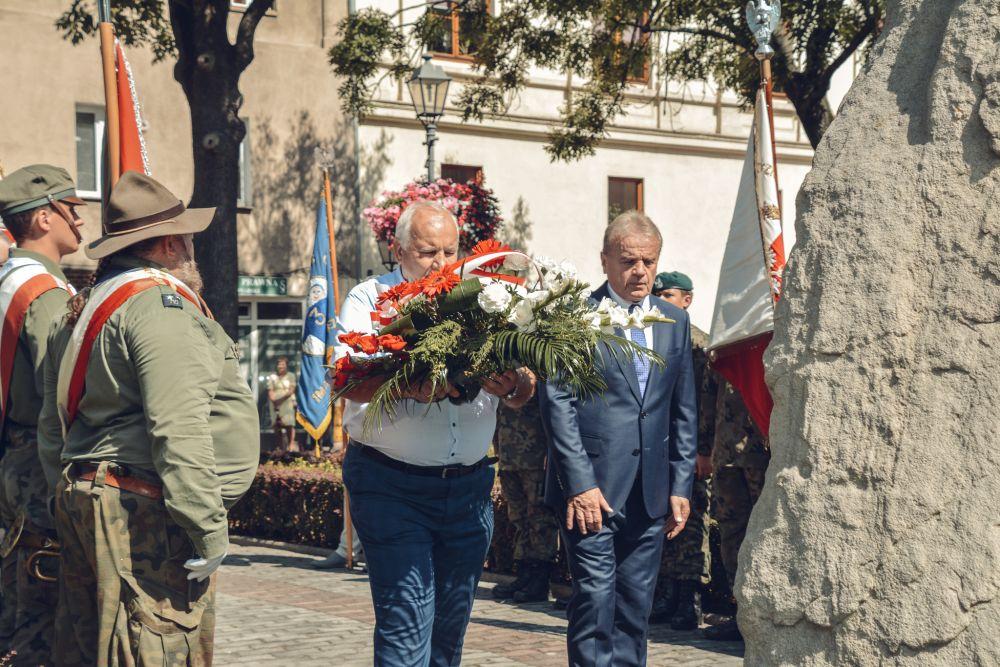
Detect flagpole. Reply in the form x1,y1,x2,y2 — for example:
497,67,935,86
318,151,352,569
98,0,121,191
749,1,782,216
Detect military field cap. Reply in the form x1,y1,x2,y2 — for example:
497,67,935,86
86,171,215,260
653,271,694,293
0,164,86,217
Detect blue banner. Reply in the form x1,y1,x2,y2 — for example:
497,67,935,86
295,199,337,440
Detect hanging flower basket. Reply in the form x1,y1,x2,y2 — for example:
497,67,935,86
363,176,503,252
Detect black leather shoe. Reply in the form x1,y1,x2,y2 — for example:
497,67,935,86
512,560,552,603
669,580,702,631
703,618,742,642
493,561,531,600
649,579,679,624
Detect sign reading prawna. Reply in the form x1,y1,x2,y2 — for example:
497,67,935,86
238,275,288,296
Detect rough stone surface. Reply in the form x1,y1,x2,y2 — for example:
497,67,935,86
737,1,1000,664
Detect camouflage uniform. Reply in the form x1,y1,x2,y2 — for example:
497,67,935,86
54,461,216,666
709,380,769,588
495,400,558,564
0,248,73,666
659,325,716,585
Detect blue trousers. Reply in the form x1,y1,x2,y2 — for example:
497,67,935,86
343,446,495,667
562,479,665,667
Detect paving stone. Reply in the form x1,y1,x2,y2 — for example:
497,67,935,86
214,543,744,666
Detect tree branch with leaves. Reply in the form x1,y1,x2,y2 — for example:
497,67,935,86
329,0,884,158
56,0,276,337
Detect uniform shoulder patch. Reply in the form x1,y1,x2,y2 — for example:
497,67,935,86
161,293,183,309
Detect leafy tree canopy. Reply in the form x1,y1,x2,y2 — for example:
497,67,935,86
329,0,884,158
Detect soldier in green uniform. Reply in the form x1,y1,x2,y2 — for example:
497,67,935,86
0,165,85,665
36,172,260,665
702,380,768,641
491,396,560,603
648,271,717,630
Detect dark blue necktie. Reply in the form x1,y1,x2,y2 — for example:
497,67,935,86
629,304,650,396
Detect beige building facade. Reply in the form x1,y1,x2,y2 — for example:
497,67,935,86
0,0,352,427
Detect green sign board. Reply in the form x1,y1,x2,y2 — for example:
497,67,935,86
238,275,288,296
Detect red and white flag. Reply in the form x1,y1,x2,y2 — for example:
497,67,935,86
708,87,787,437
115,40,150,176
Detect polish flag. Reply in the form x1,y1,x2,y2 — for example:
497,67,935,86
115,40,150,176
708,86,786,437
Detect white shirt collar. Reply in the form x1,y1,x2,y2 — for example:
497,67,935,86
606,283,650,311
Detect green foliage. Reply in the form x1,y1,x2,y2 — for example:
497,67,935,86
330,0,884,155
56,0,175,62
228,463,346,547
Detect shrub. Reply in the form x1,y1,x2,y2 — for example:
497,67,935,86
228,464,345,548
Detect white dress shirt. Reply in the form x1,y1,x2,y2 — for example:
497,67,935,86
606,285,655,396
334,269,499,466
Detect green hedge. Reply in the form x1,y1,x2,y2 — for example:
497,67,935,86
229,461,733,612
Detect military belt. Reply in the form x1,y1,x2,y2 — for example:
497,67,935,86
74,462,163,500
350,440,497,479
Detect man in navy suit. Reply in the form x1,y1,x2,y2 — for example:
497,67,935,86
541,211,698,667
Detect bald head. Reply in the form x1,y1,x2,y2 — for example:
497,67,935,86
394,201,460,279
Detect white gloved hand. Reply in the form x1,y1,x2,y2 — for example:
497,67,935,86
184,552,227,581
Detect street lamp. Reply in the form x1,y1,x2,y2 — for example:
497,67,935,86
407,54,452,182
377,238,396,272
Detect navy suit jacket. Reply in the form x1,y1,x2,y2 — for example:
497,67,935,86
540,283,698,519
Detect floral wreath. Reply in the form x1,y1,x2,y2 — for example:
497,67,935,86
362,175,503,252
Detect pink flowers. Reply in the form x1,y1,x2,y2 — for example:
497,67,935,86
363,177,503,252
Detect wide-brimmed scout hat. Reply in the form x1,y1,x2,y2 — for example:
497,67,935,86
86,171,215,260
0,164,86,218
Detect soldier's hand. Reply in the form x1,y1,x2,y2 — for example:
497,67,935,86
566,488,613,535
665,496,691,540
184,552,227,581
696,454,713,480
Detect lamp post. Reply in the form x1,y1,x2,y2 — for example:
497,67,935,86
407,55,452,182
377,238,396,272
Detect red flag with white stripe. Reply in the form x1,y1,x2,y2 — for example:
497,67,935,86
115,40,150,176
708,87,787,437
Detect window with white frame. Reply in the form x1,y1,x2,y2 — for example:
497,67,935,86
238,118,252,208
75,106,106,199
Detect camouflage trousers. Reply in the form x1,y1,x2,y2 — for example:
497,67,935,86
498,468,559,563
712,464,767,589
54,462,216,666
659,477,711,585
0,426,57,666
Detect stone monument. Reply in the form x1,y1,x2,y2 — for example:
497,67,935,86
738,0,1000,664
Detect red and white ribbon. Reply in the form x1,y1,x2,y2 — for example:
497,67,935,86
56,267,207,435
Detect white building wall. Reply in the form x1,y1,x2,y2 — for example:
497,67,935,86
353,1,864,331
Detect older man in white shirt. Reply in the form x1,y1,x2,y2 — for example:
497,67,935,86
336,201,535,667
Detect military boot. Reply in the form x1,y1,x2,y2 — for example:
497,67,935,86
492,561,531,600
512,560,552,603
669,580,702,631
649,579,678,624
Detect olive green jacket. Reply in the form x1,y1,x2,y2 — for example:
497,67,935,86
37,255,259,561
2,248,71,433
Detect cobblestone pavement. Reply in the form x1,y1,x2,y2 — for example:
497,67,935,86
215,543,744,666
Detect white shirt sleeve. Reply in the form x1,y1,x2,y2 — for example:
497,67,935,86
334,281,378,362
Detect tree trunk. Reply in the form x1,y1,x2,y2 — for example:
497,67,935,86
185,77,244,338
169,0,257,339
785,75,835,150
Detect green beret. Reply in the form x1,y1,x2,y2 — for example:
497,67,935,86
653,271,693,293
0,164,85,218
